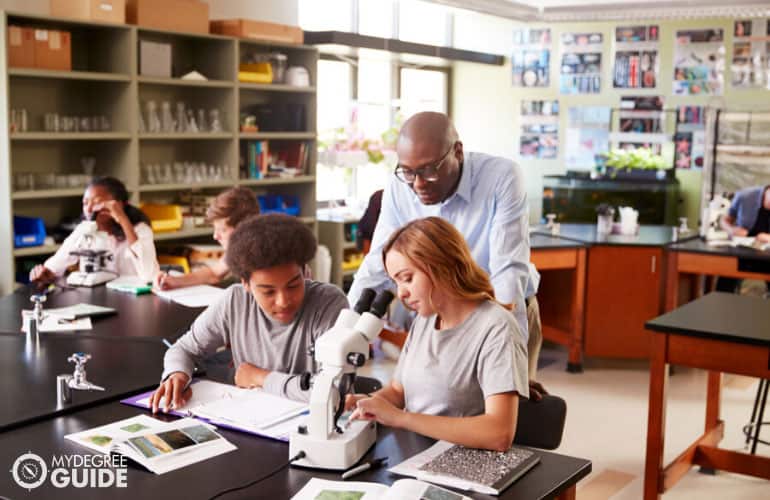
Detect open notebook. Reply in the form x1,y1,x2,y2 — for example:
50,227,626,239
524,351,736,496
292,478,471,500
153,285,226,308
122,379,308,442
65,415,236,475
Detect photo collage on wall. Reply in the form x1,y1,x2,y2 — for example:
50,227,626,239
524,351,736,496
560,32,603,94
731,19,770,89
520,100,559,159
616,96,665,153
673,28,725,95
565,107,611,170
674,106,706,170
511,29,551,87
614,25,659,89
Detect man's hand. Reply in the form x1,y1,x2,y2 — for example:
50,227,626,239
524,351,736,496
349,395,404,428
528,380,549,402
234,362,269,389
149,372,191,414
756,232,770,244
29,265,56,284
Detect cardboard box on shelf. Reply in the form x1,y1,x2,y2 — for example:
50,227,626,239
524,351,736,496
127,0,209,34
7,26,35,68
210,19,303,45
50,0,126,24
139,40,171,77
33,29,72,71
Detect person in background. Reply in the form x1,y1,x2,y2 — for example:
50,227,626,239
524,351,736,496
154,187,259,290
347,111,546,399
347,217,528,451
149,214,348,412
717,185,770,294
29,176,158,284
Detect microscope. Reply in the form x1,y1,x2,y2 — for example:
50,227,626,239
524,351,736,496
700,194,731,241
290,288,395,470
66,221,115,287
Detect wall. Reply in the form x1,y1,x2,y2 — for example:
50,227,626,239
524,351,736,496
451,14,769,225
0,1,298,24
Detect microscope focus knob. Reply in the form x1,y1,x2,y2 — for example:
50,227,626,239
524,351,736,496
299,372,312,391
347,352,366,367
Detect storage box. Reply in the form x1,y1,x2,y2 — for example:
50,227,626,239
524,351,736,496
7,26,35,68
211,19,303,45
13,216,47,248
139,40,171,77
50,0,125,24
127,0,209,34
258,194,300,216
33,29,72,71
140,204,183,232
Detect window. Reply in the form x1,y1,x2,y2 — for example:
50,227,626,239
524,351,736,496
317,60,352,134
298,0,353,31
398,0,450,46
358,0,394,38
399,67,448,119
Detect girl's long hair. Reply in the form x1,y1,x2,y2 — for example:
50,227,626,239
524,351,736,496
86,176,150,241
382,216,512,311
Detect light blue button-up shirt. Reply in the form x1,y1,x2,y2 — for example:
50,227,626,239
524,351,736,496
347,152,536,339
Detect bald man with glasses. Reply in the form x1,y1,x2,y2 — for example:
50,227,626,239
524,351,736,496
348,111,546,399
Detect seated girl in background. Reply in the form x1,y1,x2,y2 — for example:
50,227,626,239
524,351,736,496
154,187,259,290
347,217,529,451
29,176,158,284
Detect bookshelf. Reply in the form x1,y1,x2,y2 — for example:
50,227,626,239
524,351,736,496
0,12,318,294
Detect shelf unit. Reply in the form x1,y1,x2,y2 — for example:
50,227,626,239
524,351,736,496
0,12,318,294
318,219,362,288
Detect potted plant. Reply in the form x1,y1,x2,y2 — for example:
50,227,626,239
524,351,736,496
602,147,672,180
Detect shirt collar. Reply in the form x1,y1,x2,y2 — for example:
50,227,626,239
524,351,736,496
445,155,472,204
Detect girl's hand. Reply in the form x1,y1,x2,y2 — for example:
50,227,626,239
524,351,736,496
344,393,369,411
101,199,127,223
349,395,404,428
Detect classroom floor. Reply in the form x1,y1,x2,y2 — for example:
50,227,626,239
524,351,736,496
361,342,770,499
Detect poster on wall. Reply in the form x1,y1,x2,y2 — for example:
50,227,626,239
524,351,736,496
616,96,665,152
519,100,559,159
560,32,603,94
674,106,706,169
565,107,610,170
731,19,769,89
613,25,659,89
511,29,551,87
673,28,724,95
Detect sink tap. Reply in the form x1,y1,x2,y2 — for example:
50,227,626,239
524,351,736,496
29,294,46,336
57,353,105,405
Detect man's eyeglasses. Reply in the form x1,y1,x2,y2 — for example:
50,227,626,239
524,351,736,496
394,144,455,184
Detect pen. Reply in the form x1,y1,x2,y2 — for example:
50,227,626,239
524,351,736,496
162,339,173,348
341,457,387,480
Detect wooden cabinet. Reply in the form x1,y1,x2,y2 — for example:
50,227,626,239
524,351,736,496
0,12,318,294
584,246,664,359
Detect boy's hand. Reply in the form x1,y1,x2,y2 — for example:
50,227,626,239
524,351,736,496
149,372,191,414
234,362,269,389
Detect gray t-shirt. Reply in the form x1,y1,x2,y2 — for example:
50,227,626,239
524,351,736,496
162,280,348,401
393,300,529,417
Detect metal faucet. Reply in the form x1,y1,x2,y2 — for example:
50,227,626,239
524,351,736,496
29,294,46,336
57,353,105,405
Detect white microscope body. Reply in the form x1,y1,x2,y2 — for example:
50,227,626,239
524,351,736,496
290,289,394,470
66,221,115,287
700,194,731,241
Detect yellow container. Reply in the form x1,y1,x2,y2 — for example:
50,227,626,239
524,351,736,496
157,255,190,274
238,62,272,83
140,203,183,232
